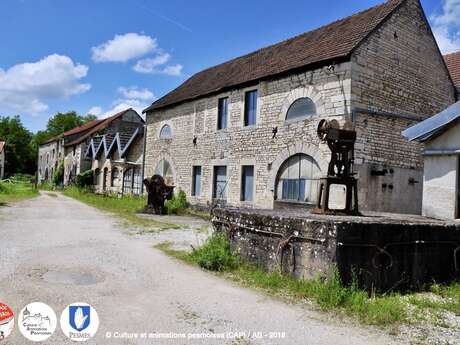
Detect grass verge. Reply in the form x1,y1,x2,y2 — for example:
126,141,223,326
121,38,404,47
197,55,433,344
0,177,39,205
63,186,182,231
156,234,460,328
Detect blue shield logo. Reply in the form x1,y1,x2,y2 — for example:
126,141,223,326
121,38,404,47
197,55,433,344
69,306,90,332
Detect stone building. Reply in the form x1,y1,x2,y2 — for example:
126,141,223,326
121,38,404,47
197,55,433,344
37,136,64,184
0,141,5,180
62,108,144,186
143,0,456,214
85,112,144,195
403,101,460,219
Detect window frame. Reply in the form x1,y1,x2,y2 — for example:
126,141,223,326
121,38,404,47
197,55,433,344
244,90,258,127
191,166,202,197
159,124,172,139
217,97,228,130
241,165,255,202
213,165,227,200
285,97,317,122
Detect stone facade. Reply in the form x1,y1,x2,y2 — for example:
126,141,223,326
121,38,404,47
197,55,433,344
63,142,90,185
38,138,64,184
144,0,456,214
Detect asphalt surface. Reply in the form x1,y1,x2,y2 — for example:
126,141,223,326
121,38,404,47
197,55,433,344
0,193,400,344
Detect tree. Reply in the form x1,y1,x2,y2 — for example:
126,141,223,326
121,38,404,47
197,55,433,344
0,116,36,176
45,111,97,139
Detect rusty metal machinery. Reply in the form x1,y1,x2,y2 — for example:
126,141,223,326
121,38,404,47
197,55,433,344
314,120,360,216
143,174,175,215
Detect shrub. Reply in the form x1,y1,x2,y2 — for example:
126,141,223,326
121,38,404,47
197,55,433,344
75,170,94,188
165,189,187,215
189,234,240,271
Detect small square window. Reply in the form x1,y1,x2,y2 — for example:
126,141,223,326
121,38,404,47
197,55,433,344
244,90,257,126
217,97,228,130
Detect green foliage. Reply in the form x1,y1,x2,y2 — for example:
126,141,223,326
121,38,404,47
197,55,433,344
0,116,36,176
75,170,94,188
0,175,38,204
45,111,96,139
52,162,64,186
188,234,240,271
165,189,188,215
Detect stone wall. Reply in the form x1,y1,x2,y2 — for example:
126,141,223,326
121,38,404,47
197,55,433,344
0,150,4,180
349,0,456,213
145,63,352,209
212,208,460,292
38,139,64,183
63,143,91,185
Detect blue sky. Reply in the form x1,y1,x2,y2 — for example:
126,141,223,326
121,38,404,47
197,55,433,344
0,0,458,132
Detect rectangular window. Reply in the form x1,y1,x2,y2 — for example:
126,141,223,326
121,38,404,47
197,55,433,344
241,165,254,202
213,166,227,199
244,90,257,126
217,97,228,130
192,166,202,196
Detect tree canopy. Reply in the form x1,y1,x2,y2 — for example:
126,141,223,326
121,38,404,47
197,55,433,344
0,111,97,177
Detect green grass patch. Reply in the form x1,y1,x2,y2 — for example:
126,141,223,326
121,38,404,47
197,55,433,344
63,186,182,231
155,234,460,328
0,177,38,205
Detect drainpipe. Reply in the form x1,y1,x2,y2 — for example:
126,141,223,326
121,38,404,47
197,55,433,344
140,121,148,194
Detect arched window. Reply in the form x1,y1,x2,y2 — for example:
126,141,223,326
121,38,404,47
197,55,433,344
275,154,321,203
159,124,172,139
286,98,316,121
155,159,174,185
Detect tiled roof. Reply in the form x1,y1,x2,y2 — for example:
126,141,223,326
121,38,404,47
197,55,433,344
144,0,405,112
444,51,460,87
0,141,4,154
64,109,134,147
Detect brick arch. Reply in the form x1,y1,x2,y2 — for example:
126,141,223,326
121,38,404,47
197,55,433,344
268,142,327,192
278,86,325,122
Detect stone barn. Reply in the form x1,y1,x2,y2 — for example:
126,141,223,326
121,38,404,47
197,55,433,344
143,0,456,214
37,136,64,184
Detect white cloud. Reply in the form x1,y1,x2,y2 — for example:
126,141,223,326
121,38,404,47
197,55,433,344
87,106,102,116
91,33,157,63
0,54,90,115
431,0,460,53
133,53,182,76
89,86,155,119
133,53,171,73
117,86,154,101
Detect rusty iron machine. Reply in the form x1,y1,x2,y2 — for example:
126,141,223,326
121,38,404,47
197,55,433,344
143,174,175,215
314,120,360,215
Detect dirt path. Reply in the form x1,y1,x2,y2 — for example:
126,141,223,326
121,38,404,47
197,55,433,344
0,193,401,344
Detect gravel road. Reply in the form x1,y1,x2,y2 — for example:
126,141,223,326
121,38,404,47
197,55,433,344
0,193,401,345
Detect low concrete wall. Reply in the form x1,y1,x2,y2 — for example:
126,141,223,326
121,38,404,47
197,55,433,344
212,208,460,292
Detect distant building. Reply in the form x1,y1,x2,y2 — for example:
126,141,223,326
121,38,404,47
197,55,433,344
0,141,5,180
37,108,145,195
403,101,460,219
85,111,144,195
143,0,456,214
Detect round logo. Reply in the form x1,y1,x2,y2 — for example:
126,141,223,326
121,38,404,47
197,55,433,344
18,302,57,342
60,303,99,342
0,302,14,341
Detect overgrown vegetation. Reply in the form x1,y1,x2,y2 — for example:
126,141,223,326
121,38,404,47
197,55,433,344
0,174,38,205
165,189,188,215
75,170,94,188
157,234,460,328
52,162,64,186
63,186,181,231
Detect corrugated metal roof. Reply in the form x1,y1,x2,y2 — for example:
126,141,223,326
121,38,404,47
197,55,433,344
402,100,460,142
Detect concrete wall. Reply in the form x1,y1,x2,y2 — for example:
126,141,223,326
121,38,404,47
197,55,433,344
145,63,352,209
422,125,460,219
350,0,456,213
